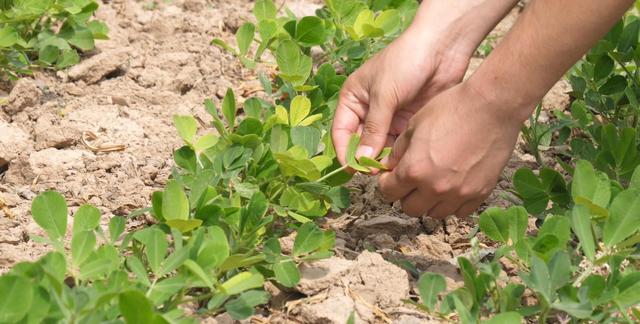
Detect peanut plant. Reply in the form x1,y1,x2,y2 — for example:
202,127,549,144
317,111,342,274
0,0,108,78
0,0,414,322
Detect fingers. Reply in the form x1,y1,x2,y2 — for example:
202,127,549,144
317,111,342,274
400,190,440,218
357,89,397,159
332,81,368,165
454,197,486,218
382,130,410,169
428,199,461,220
378,134,413,201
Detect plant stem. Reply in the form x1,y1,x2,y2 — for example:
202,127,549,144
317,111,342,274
315,164,349,183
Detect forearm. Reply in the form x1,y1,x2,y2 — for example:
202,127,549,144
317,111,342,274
468,0,634,122
406,0,520,56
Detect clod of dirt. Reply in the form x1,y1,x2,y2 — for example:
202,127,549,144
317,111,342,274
293,251,410,323
33,113,80,150
3,79,42,115
182,0,207,12
297,256,354,295
67,48,130,84
351,215,420,239
0,121,31,169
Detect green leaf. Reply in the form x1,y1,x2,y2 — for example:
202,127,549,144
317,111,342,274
289,95,311,126
270,125,289,153
482,312,522,324
276,40,312,85
72,204,100,234
0,275,33,323
134,228,168,274
630,164,640,189
296,16,325,46
236,22,255,56
194,134,219,152
162,180,189,221
538,215,571,248
109,216,125,242
68,27,95,50
618,18,640,52
0,26,19,47
126,256,151,286
594,55,614,81
603,188,640,247
615,272,640,308
599,75,628,95
56,49,80,69
291,126,321,157
293,222,324,256
552,299,593,319
345,134,370,172
273,259,300,287
358,156,388,170
225,290,269,320
196,226,230,269
572,160,610,208
254,0,277,20
119,290,155,324
478,207,509,243
221,272,264,295
166,219,202,233
222,88,237,129
548,251,571,290
88,20,110,39
417,272,446,310
375,9,400,34
211,38,238,55
158,247,189,277
71,230,96,266
174,146,197,172
520,256,551,302
79,245,119,280
513,168,548,214
183,259,214,288
39,45,59,65
31,191,68,241
173,115,198,144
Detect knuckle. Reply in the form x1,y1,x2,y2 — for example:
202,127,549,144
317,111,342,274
432,181,452,195
401,203,422,218
363,120,385,135
402,165,424,182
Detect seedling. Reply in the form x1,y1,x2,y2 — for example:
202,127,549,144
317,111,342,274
0,0,109,78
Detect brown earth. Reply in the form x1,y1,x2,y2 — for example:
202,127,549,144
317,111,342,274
0,1,569,323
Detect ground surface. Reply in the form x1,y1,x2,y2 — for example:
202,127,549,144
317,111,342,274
0,1,569,323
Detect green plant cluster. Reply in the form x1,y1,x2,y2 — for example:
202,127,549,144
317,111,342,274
416,11,640,324
0,0,108,79
0,0,417,322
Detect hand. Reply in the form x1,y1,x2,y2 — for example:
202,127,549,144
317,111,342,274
331,27,472,166
331,0,520,165
378,83,524,219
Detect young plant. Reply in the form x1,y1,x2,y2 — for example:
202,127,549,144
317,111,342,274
0,0,109,78
417,160,640,323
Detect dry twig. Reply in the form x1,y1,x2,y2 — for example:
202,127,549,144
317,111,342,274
81,131,126,153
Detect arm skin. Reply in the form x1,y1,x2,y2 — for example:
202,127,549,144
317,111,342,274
469,0,635,123
331,0,519,166
378,0,634,219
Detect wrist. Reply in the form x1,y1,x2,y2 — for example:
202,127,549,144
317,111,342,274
464,71,536,126
407,0,519,58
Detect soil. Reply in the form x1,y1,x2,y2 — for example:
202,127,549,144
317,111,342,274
0,1,570,323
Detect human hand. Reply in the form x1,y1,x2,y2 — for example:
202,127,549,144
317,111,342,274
378,83,524,219
331,27,471,166
332,0,519,165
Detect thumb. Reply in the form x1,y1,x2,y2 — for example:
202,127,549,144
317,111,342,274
357,91,396,159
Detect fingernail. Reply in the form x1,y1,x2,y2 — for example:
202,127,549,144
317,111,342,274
356,145,374,159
